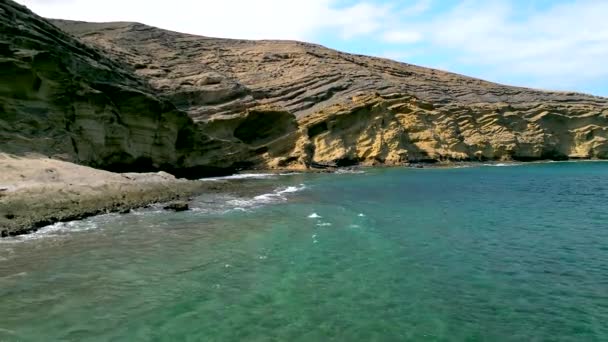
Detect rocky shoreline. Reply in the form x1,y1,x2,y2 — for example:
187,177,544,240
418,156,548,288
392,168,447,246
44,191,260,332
3,152,605,238
0,154,235,237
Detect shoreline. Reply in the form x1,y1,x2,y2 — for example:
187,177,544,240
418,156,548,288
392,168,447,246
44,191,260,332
2,156,605,238
247,158,607,175
0,154,237,238
324,158,608,171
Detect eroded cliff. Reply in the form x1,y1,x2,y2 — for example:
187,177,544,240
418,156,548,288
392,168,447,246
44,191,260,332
52,19,608,168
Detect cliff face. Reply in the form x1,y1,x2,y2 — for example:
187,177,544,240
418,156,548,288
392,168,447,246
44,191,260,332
52,19,608,167
0,0,287,177
0,0,208,175
297,94,608,166
2,0,607,177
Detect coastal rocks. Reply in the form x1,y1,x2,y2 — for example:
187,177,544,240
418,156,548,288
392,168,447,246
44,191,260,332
163,201,189,212
0,153,206,236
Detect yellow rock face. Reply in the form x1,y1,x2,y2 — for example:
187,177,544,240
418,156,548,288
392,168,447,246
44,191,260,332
255,94,608,169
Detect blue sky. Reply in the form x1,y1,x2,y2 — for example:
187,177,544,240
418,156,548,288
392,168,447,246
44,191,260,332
317,0,608,97
17,0,608,97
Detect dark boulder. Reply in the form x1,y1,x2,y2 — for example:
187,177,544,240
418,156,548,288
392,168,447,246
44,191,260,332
163,201,189,212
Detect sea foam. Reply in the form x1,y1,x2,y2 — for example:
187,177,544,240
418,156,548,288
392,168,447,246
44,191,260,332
483,163,522,167
1,218,103,243
335,169,366,174
200,173,277,181
225,184,307,210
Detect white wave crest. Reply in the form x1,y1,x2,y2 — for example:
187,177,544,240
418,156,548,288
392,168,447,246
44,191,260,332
277,186,303,194
200,173,277,181
2,219,101,243
483,163,522,167
225,184,307,210
335,169,366,174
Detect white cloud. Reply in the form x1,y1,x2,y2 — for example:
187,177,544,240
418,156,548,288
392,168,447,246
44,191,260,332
326,2,393,39
15,0,323,39
379,51,415,61
378,0,608,93
382,30,422,44
401,0,432,16
15,0,392,41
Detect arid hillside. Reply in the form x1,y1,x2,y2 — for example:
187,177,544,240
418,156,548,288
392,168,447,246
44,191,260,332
53,19,608,166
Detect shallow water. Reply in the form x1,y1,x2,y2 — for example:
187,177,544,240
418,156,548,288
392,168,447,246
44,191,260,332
1,162,608,341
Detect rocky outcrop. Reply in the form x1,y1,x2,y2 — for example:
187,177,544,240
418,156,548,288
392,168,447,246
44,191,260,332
296,94,608,166
52,19,608,168
1,1,181,170
0,0,289,177
0,153,202,236
163,201,189,212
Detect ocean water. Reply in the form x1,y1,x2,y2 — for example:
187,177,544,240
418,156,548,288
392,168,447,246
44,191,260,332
1,162,608,341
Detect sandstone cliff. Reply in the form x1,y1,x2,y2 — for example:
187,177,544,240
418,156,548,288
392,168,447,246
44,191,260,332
52,19,608,168
2,0,608,177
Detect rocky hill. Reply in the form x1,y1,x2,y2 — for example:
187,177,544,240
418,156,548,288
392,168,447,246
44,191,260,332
52,19,608,167
2,0,608,178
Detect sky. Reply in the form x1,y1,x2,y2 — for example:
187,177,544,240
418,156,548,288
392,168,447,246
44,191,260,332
15,0,608,97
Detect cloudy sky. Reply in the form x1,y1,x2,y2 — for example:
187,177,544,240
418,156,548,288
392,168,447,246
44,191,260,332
15,0,608,97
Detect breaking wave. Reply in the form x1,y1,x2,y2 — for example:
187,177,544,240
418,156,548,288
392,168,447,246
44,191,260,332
200,172,303,181
219,184,307,211
200,173,277,181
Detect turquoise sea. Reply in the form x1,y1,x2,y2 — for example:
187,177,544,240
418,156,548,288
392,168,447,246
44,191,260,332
1,162,608,341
